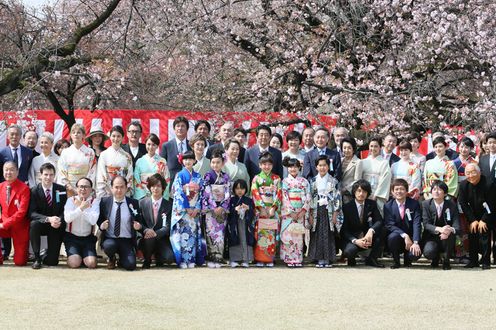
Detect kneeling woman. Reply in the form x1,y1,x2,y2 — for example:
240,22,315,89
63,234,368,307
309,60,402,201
63,177,100,268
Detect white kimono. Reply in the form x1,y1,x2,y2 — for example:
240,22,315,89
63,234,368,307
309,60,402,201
57,144,96,188
96,146,133,198
354,155,391,213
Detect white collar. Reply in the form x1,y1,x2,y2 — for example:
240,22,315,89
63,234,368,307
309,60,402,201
175,137,186,145
41,184,53,192
355,200,365,209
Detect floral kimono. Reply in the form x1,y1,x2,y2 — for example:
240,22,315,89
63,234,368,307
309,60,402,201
57,144,96,193
96,146,133,198
133,154,171,200
453,155,477,182
251,171,282,263
201,170,231,263
423,156,459,198
355,156,391,213
391,159,422,199
170,168,205,266
280,174,311,264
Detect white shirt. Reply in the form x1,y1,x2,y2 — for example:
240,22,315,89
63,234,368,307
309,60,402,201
41,183,54,201
316,173,329,195
64,197,100,237
355,200,364,217
107,199,132,238
258,145,269,153
490,153,496,171
9,145,22,167
175,137,187,154
130,145,139,158
434,201,444,217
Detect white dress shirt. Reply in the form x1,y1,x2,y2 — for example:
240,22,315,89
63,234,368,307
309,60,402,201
64,197,100,237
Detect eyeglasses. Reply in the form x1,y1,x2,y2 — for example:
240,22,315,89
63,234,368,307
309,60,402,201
77,185,91,189
128,130,141,135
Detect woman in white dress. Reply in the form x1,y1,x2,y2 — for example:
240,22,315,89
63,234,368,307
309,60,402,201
28,132,59,187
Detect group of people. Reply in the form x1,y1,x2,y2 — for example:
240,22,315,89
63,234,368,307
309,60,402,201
0,116,495,271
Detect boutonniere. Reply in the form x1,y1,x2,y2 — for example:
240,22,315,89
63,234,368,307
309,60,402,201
14,199,20,208
161,213,167,221
445,208,451,221
406,208,412,221
129,203,138,216
55,191,60,203
483,202,492,214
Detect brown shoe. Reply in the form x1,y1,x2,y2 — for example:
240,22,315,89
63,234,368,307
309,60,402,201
107,257,116,270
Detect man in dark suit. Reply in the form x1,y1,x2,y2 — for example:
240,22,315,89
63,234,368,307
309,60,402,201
458,163,494,269
138,174,173,269
244,125,283,181
207,122,245,162
0,124,33,259
97,175,143,270
160,116,192,184
23,130,39,158
478,131,496,263
28,163,67,269
385,179,422,269
302,127,342,181
381,134,400,166
194,119,215,150
121,121,147,168
341,179,384,267
422,181,460,270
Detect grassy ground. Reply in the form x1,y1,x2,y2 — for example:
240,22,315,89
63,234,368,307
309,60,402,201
1,260,495,329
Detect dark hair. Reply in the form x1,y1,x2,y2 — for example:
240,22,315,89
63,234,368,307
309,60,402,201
109,125,125,137
314,155,330,167
383,134,397,143
111,175,128,187
225,138,240,150
398,141,412,151
432,136,446,147
232,179,248,194
282,156,301,169
486,131,496,142
352,179,372,198
145,133,160,146
407,132,422,144
233,128,247,137
39,162,56,174
147,173,167,191
369,136,382,147
286,131,302,144
340,137,357,152
127,121,143,132
23,130,38,139
271,133,283,147
391,178,409,191
430,180,448,194
194,120,211,133
189,133,207,148
182,150,196,160
76,177,93,188
315,127,330,138
459,136,474,149
210,150,225,161
258,151,273,164
54,139,70,156
256,125,271,136
173,116,190,130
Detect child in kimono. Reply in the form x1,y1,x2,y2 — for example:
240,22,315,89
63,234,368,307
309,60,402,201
170,151,204,269
308,155,343,268
227,179,255,268
202,150,231,268
280,157,311,267
251,152,282,267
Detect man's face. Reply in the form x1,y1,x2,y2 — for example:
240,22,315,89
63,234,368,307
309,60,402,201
219,124,233,142
487,138,496,154
257,129,271,147
174,122,188,140
392,185,407,201
196,123,210,138
314,130,329,149
24,131,38,149
3,163,18,183
465,165,481,185
127,124,142,144
333,128,347,146
8,128,21,147
302,129,314,147
111,177,127,200
41,169,56,187
383,135,397,153
354,187,368,202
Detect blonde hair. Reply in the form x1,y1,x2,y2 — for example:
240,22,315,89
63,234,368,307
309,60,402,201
70,123,86,136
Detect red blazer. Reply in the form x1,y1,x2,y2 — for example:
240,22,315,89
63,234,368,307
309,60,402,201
0,179,30,230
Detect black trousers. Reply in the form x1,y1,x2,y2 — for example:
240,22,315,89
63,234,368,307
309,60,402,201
387,232,421,263
2,238,11,258
468,231,491,266
343,234,382,260
139,236,174,264
30,221,65,266
423,234,455,261
102,237,136,270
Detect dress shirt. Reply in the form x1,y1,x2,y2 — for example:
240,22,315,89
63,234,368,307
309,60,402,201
64,197,100,236
259,145,269,153
175,137,187,154
107,198,132,238
41,183,54,201
129,145,139,157
490,153,496,171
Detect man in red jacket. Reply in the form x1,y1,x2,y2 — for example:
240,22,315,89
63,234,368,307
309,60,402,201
0,161,30,266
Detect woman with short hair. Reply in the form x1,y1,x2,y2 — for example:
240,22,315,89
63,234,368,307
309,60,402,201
28,132,59,187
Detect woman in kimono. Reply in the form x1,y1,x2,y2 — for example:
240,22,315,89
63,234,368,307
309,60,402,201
423,136,458,199
29,132,59,187
340,137,360,204
133,133,171,200
280,157,310,267
201,150,231,268
390,141,422,200
222,139,250,192
308,155,343,268
96,125,133,198
227,179,255,268
170,151,204,269
251,152,282,267
57,123,96,196
281,131,306,178
86,125,108,161
190,133,210,177
354,137,391,214
408,132,426,172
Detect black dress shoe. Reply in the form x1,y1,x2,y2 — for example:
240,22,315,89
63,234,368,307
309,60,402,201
482,264,491,270
156,262,164,268
107,257,116,270
347,258,356,267
32,259,42,270
365,258,385,268
430,259,439,268
142,261,151,269
390,263,401,269
442,260,451,270
464,262,480,268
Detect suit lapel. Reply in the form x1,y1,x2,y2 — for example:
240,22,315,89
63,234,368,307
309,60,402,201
147,198,155,227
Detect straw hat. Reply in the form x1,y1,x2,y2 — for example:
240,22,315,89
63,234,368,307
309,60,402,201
86,125,109,144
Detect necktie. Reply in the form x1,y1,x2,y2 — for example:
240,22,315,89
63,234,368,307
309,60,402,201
179,141,184,154
46,189,52,207
153,201,159,224
6,185,11,205
437,205,442,218
13,148,19,167
399,203,405,219
114,201,122,237
358,204,364,223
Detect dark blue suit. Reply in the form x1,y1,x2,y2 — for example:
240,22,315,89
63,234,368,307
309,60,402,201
302,147,342,181
159,139,192,183
243,145,283,181
0,145,33,183
382,151,400,167
384,197,422,264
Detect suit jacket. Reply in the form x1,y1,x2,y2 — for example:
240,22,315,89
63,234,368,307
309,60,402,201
243,145,283,181
206,142,245,163
421,198,460,238
479,154,496,188
28,183,67,224
382,151,400,167
139,197,172,239
159,139,192,181
0,179,30,230
97,196,143,244
0,145,34,183
458,176,493,225
384,197,421,242
122,143,147,168
302,147,342,181
426,149,458,161
341,199,383,243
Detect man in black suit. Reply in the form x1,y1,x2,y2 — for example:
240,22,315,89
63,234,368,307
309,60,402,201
341,179,384,267
206,122,245,162
23,130,39,158
194,119,215,150
422,181,459,270
28,163,67,269
458,163,494,269
385,179,422,268
160,116,192,184
121,121,147,168
244,125,283,180
97,175,143,270
381,134,400,166
302,127,342,181
479,131,496,263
